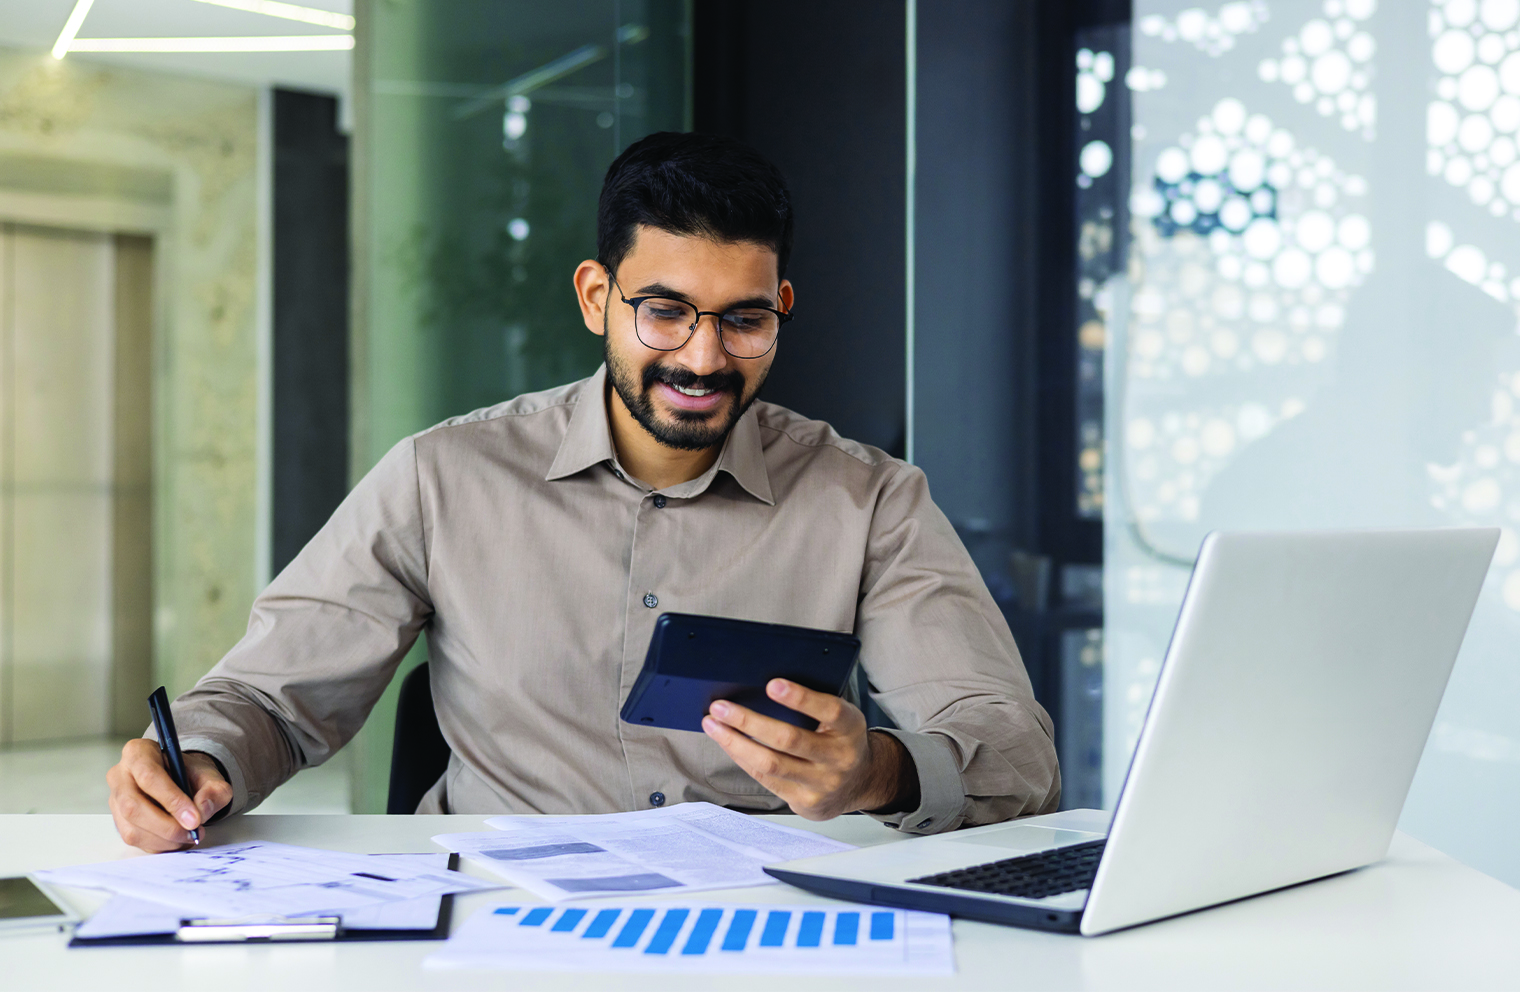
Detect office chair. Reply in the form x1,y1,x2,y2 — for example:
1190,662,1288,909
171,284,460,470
386,661,453,814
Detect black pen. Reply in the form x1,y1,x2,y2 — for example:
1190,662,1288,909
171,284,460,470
148,686,201,845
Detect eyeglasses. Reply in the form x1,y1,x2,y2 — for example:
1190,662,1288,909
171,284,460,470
610,273,793,359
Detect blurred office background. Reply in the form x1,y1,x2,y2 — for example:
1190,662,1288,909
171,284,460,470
0,0,1516,890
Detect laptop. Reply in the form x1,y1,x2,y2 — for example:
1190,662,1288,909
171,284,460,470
765,528,1499,936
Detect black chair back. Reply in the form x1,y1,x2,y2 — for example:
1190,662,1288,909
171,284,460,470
387,661,452,814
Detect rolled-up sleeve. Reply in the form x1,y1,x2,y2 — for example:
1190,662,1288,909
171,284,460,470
856,462,1060,833
165,438,433,815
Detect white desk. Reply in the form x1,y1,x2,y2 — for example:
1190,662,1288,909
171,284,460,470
3,813,1518,991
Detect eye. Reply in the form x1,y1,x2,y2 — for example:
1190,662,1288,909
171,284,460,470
643,301,691,321
723,310,774,332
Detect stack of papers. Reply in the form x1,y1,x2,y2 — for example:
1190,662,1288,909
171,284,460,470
37,842,499,933
426,902,955,974
434,802,855,901
70,854,458,939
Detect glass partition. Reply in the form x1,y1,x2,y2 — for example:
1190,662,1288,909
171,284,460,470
1106,0,1520,887
349,0,690,810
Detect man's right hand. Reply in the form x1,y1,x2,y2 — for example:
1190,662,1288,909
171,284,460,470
107,739,233,852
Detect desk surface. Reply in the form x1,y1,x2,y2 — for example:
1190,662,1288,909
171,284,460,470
2,813,1518,991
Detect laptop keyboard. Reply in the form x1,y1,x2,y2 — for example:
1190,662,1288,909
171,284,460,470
908,839,1107,900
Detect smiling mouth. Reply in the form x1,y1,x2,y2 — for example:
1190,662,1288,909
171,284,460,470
654,380,729,415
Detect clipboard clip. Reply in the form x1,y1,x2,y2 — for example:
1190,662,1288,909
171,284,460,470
176,915,343,942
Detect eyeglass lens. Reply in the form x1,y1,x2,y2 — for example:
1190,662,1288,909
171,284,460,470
635,299,780,358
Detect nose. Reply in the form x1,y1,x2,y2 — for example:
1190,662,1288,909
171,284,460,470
675,313,729,375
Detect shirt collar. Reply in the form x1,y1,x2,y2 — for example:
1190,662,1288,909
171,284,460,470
545,365,775,506
545,365,618,481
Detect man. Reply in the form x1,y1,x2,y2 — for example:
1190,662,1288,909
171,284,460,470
107,132,1059,853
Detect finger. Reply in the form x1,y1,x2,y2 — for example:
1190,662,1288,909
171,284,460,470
109,742,194,850
702,714,811,786
112,791,191,850
108,767,193,851
708,699,821,760
186,754,232,822
126,744,203,833
190,779,231,824
765,680,863,732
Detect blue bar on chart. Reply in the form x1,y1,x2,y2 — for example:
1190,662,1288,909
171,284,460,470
584,908,621,939
431,905,955,976
611,908,656,947
681,908,724,955
759,910,791,947
644,909,690,954
722,908,757,950
796,911,825,947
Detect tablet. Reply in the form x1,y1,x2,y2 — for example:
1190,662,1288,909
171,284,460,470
1,876,77,935
620,613,861,733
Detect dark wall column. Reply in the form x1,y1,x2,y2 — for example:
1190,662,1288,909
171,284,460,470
694,0,908,456
913,0,1040,560
273,89,350,576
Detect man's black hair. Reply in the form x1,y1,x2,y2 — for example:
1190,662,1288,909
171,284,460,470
597,131,794,280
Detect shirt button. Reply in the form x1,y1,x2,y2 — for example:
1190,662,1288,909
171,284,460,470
652,494,667,508
649,791,666,807
643,593,659,608
917,818,934,829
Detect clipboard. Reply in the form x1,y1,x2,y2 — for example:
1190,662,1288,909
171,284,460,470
68,854,460,946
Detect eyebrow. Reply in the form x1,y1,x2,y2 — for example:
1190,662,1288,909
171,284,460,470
632,282,779,311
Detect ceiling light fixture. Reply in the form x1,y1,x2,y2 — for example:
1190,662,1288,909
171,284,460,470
51,0,97,60
188,0,356,32
65,35,354,53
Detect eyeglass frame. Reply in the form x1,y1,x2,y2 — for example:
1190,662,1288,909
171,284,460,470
606,270,794,360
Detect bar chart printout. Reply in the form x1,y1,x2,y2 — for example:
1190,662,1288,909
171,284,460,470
425,903,955,974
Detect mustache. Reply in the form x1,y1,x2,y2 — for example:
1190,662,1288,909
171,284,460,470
642,364,745,396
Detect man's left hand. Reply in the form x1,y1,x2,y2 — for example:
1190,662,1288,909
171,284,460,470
701,679,912,820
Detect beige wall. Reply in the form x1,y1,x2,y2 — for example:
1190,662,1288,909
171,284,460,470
0,48,261,713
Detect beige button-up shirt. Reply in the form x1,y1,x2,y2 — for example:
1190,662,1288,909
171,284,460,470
172,367,1059,833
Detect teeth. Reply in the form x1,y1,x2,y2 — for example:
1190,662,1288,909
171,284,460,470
672,385,713,396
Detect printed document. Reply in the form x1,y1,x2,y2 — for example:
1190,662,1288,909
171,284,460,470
426,902,955,975
38,842,497,920
71,854,454,940
433,802,854,901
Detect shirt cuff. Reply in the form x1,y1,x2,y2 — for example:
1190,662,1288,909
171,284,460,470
866,728,966,834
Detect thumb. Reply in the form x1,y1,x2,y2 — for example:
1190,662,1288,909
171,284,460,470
187,758,232,822
191,780,231,823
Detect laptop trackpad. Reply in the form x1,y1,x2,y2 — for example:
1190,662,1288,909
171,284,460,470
946,825,1104,853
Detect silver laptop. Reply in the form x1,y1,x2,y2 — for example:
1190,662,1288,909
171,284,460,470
765,528,1498,935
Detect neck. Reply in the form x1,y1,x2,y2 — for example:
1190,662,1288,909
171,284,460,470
606,385,723,490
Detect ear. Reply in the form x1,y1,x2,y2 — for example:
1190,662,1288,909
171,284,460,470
574,260,612,336
778,278,795,314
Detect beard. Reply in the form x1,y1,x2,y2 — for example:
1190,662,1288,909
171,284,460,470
603,332,766,451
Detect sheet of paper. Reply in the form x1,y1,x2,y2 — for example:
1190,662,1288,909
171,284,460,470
425,902,955,975
39,842,497,920
435,802,854,901
72,895,186,940
70,854,455,939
